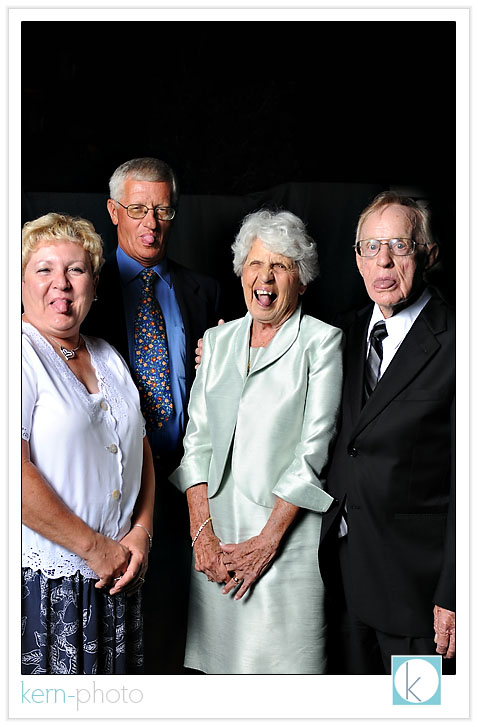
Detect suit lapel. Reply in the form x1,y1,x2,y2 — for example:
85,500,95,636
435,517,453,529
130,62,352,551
169,263,199,391
247,305,302,376
234,313,254,380
352,295,446,438
95,256,130,361
343,307,370,424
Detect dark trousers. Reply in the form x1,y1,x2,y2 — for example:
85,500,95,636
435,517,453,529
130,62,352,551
140,455,193,674
324,536,456,675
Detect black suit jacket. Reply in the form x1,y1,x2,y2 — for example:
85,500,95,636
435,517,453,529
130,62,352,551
83,253,221,462
319,289,455,637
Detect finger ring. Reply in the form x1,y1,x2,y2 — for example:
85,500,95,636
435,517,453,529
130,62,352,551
233,576,240,583
113,577,122,581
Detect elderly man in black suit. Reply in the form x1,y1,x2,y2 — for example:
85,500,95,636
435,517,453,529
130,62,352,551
319,191,455,675
83,157,221,673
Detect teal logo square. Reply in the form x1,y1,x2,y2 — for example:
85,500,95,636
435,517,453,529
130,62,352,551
392,656,441,705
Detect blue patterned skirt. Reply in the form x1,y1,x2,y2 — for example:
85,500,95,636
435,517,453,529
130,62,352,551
21,568,144,675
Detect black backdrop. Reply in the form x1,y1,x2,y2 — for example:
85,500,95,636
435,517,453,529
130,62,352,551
21,20,456,323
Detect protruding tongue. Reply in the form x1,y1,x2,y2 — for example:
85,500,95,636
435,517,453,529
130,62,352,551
51,299,70,313
374,279,396,290
257,294,273,307
141,234,155,245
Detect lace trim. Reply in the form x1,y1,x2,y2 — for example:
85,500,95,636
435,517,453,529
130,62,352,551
22,322,129,423
22,544,97,580
85,337,129,423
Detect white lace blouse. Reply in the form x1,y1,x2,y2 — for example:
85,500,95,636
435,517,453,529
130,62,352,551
22,321,146,579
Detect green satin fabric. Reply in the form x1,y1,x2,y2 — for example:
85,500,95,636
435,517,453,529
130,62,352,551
171,306,344,511
186,459,328,674
170,305,344,673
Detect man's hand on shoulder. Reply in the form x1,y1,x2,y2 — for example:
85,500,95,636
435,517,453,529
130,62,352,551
195,319,225,369
433,604,455,659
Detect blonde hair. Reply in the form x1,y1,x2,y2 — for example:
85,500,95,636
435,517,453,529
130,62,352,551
22,213,104,278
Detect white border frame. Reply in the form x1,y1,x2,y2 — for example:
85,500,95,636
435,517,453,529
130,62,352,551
5,4,472,723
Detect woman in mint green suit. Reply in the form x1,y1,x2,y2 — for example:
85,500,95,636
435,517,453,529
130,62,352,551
170,209,344,673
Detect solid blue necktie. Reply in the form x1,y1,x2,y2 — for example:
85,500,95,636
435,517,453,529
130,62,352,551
133,269,173,429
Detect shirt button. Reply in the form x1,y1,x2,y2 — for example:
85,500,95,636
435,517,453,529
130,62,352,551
100,400,109,411
107,444,118,454
348,446,358,457
112,490,121,501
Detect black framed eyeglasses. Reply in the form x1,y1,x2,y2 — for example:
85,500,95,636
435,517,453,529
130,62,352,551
114,200,176,221
354,238,426,257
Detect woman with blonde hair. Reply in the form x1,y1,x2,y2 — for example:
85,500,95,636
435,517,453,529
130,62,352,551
21,213,154,674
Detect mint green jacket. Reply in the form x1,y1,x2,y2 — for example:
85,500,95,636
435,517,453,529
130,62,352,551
170,305,344,513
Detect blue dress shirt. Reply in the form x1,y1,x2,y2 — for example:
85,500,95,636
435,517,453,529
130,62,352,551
116,246,186,456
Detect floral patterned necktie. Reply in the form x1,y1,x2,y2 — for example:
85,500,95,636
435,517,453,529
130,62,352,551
133,269,173,429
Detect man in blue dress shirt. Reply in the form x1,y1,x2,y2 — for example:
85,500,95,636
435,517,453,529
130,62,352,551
83,157,222,673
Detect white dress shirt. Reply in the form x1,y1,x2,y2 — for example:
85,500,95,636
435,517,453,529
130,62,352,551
367,287,432,379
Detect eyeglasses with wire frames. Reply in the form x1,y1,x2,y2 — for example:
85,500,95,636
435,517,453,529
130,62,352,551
354,237,428,258
114,200,176,221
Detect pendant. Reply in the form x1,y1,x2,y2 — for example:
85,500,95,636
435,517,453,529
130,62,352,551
45,332,81,360
59,346,77,361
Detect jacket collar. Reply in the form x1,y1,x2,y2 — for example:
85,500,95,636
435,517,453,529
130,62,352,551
350,292,448,438
234,304,303,380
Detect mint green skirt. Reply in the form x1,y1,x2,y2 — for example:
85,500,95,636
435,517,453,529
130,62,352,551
184,463,327,674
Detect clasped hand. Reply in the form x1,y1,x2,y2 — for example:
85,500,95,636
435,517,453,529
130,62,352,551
84,527,149,596
219,534,278,600
192,529,229,583
193,529,278,600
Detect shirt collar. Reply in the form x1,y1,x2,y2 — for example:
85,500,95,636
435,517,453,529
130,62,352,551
116,246,172,288
368,287,432,345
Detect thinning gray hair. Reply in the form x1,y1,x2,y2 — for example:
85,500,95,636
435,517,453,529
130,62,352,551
232,209,319,285
356,190,434,247
109,157,179,206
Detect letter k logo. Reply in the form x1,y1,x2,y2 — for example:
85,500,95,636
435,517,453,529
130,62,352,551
392,656,441,705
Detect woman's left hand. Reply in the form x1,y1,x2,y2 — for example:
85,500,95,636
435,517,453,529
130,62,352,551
219,533,278,600
109,526,150,596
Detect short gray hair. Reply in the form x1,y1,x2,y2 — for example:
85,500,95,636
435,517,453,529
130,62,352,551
109,157,179,206
232,209,319,285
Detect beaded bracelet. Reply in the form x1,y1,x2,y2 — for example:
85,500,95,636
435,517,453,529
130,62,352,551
191,517,212,548
134,523,153,551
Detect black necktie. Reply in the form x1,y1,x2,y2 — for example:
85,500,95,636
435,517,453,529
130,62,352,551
364,320,388,400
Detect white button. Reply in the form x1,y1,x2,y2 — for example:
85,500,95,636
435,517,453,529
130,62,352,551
107,444,118,454
112,490,121,501
100,400,108,411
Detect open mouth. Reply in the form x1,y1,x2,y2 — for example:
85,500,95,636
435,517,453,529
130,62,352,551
373,278,397,291
50,298,72,313
140,234,156,245
254,289,277,307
